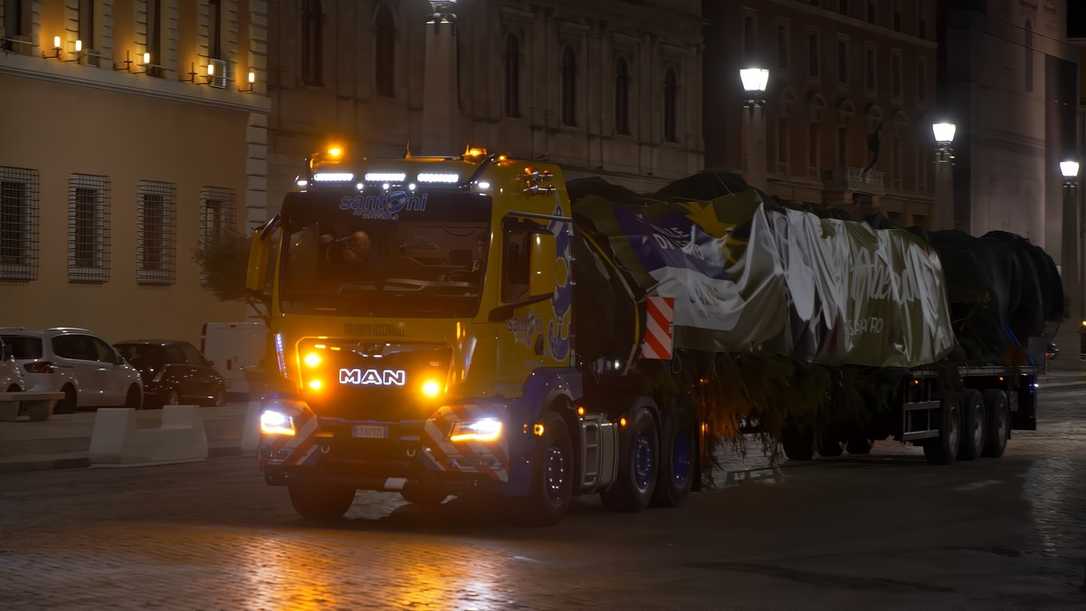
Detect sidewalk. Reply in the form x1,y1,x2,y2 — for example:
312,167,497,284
0,404,249,473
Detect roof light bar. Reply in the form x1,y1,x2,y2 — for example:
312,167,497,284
312,172,355,182
417,172,460,184
364,172,408,183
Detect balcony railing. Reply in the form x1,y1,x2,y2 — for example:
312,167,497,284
821,166,886,193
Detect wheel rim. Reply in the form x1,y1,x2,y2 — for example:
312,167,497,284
634,432,655,492
672,431,692,484
543,445,567,505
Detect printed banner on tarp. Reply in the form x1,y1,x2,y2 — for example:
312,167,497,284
572,187,955,369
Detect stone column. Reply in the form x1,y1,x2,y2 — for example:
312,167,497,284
421,5,458,156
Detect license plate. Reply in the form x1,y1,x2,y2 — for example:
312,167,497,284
352,424,388,439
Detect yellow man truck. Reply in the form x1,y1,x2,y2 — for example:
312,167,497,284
246,145,1055,524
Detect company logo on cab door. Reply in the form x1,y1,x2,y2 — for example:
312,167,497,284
338,368,407,387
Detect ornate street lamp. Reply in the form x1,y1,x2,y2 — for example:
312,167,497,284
1061,160,1080,182
932,121,956,162
739,67,770,108
428,0,457,24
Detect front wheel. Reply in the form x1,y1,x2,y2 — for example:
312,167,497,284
400,482,449,505
517,410,573,526
288,482,356,522
601,405,658,513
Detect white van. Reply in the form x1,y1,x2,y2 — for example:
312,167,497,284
200,321,267,395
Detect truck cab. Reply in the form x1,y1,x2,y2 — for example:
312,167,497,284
247,146,628,524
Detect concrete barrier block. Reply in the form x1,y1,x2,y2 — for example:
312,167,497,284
240,401,262,454
90,405,209,467
89,408,137,464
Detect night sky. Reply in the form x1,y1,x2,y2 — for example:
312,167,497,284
1070,2,1086,38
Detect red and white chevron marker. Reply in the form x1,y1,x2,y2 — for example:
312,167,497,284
641,296,675,360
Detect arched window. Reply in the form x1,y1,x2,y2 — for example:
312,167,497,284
615,58,630,135
301,0,322,85
1025,20,1034,93
375,4,396,97
505,35,520,117
561,47,577,126
664,68,678,142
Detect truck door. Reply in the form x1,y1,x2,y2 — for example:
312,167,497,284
493,218,572,387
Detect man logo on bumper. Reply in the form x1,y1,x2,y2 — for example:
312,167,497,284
339,368,407,386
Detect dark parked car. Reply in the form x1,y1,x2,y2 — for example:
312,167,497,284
114,340,227,408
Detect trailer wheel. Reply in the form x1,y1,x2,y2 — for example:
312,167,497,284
288,482,356,522
781,424,814,461
923,395,961,465
982,389,1009,458
601,405,658,513
517,410,573,526
958,389,986,461
651,407,695,507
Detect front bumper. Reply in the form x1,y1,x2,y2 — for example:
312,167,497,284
258,400,516,493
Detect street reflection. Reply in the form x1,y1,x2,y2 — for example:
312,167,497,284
242,536,338,610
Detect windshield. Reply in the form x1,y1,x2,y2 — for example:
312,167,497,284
1,335,43,359
115,344,168,368
279,189,492,318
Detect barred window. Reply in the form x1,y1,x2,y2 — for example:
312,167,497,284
137,180,176,284
200,187,236,248
68,174,110,282
0,166,39,281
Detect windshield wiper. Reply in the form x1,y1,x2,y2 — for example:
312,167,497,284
382,278,475,293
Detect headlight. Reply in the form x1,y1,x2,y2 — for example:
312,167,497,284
449,417,502,443
260,409,296,437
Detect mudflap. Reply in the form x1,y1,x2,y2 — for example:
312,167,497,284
1012,374,1038,431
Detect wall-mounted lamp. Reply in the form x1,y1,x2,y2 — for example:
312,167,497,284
115,49,152,72
241,70,256,92
42,35,62,59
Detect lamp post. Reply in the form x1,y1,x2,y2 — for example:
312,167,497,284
739,67,770,191
421,0,458,154
931,121,956,230
1060,160,1082,363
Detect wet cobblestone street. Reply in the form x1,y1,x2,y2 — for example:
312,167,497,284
1,389,1084,609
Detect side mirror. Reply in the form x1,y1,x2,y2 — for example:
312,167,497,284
528,232,557,297
245,231,269,294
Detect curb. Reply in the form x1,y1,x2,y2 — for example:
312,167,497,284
0,445,248,474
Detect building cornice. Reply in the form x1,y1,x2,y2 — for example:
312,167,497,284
0,52,269,114
764,0,937,50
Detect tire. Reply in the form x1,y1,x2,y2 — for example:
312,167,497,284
288,482,356,522
923,394,962,465
958,389,986,461
846,437,873,455
982,389,1010,458
400,482,448,505
601,405,659,513
56,385,77,414
517,410,574,526
781,424,814,461
651,407,696,507
124,385,142,410
817,431,843,458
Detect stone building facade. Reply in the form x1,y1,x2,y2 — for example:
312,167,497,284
705,0,938,226
0,0,270,345
265,0,705,210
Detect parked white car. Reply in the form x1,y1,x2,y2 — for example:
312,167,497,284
0,335,26,392
0,328,143,413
